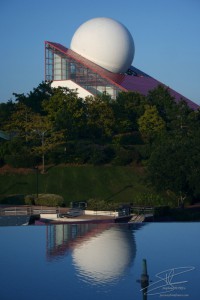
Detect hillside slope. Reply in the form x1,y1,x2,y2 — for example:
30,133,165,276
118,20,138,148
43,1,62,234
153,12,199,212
0,165,152,205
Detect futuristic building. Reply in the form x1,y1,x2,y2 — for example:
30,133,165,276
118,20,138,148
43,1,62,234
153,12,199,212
45,17,198,109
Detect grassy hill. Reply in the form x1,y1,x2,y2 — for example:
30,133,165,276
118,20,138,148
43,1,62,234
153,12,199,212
0,165,157,206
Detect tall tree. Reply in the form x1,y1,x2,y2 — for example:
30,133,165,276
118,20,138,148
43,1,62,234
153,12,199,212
113,91,146,133
13,81,52,114
4,102,34,141
148,131,200,204
147,85,178,125
4,103,64,172
43,87,86,139
84,94,115,140
27,114,64,173
138,105,166,142
0,100,15,128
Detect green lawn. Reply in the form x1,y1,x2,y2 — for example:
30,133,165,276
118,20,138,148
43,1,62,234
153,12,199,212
0,165,152,205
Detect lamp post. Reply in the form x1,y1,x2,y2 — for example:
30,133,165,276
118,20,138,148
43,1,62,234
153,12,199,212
35,166,39,198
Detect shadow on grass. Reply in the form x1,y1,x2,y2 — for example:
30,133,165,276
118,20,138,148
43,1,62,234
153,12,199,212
1,182,28,195
0,194,25,205
104,185,133,201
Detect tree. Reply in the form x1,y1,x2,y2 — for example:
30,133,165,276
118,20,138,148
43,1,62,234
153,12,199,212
4,103,64,172
26,114,64,173
4,102,34,141
0,100,15,128
148,131,200,204
84,94,115,140
13,81,52,114
112,91,146,133
43,87,86,139
138,105,166,142
147,85,178,128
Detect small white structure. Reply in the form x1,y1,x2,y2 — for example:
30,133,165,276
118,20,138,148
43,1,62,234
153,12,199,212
51,80,93,98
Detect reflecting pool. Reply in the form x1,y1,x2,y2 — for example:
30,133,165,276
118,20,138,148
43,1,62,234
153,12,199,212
0,222,199,300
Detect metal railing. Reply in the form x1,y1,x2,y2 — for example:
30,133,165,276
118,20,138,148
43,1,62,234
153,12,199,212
0,206,67,216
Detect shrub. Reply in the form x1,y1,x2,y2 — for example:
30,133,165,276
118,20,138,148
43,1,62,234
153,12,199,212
134,193,166,207
36,194,64,206
103,145,115,163
112,147,133,165
88,146,106,165
87,198,118,211
24,195,35,205
113,132,143,145
47,149,65,165
5,154,36,168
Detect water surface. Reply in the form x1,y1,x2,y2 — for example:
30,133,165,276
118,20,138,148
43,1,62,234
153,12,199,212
0,222,199,299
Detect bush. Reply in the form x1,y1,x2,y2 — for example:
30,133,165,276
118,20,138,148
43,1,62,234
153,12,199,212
88,146,106,165
103,145,115,163
36,194,64,206
113,132,143,145
5,154,36,168
135,144,152,160
24,195,35,205
134,193,167,207
112,147,133,165
47,149,65,165
74,142,92,164
87,198,118,211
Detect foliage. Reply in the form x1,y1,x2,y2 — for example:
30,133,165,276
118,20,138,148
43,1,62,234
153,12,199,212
148,130,200,202
112,146,135,166
138,105,166,142
43,87,86,139
87,198,119,211
112,91,146,133
1,81,200,205
5,154,35,168
24,194,35,205
27,114,65,172
3,102,34,139
0,165,152,206
0,100,15,127
134,193,168,207
4,103,64,172
36,194,64,207
13,81,52,114
84,94,115,140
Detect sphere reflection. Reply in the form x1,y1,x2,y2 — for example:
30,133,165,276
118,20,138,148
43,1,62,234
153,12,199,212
72,225,136,284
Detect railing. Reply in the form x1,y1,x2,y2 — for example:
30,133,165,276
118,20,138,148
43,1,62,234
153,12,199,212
131,206,154,215
0,206,67,216
129,206,154,223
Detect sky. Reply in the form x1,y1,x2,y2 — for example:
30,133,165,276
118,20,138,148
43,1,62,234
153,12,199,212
0,0,200,104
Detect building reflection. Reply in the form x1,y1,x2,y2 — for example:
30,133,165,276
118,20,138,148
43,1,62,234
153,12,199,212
46,223,144,285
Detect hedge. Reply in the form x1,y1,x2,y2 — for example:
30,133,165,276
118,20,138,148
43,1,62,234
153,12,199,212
25,194,64,207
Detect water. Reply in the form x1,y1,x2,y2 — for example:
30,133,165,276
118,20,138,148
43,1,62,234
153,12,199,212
0,222,199,300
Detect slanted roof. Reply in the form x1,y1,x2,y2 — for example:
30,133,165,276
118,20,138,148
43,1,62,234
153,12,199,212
45,41,199,110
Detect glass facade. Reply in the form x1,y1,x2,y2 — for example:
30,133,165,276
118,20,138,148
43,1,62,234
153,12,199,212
45,43,121,99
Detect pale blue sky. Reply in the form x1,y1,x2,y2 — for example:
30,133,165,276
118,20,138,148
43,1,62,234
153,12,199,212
0,0,200,104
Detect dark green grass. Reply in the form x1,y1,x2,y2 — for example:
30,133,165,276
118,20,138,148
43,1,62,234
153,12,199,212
0,165,152,205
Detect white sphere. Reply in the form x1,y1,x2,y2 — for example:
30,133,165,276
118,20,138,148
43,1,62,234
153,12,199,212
70,17,135,73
